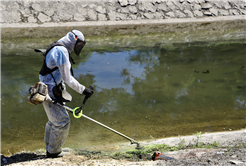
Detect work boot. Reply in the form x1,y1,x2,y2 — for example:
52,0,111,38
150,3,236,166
46,151,61,158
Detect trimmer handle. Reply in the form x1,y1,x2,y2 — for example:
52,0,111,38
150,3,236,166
75,85,94,115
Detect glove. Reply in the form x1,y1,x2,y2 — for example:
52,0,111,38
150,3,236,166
83,87,94,98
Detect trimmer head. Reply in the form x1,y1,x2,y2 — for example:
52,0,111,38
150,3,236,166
135,142,144,150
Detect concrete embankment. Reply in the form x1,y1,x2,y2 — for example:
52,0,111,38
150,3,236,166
1,0,245,24
1,0,245,38
0,16,245,38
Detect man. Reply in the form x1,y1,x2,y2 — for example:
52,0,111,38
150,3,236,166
39,30,93,158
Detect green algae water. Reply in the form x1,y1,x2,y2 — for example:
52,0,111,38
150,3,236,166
1,38,246,155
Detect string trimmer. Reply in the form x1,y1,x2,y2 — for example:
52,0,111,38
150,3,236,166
45,86,144,150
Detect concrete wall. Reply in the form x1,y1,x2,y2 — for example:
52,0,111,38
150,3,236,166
1,0,245,24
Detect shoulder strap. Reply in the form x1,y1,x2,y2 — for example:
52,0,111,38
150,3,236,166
44,41,66,56
39,41,75,77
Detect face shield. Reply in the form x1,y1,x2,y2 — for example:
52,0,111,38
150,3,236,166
74,39,86,56
71,31,86,56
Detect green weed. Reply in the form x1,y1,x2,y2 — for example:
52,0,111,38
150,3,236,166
178,135,186,149
193,131,203,147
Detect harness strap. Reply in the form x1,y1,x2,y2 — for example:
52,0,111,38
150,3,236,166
39,41,74,77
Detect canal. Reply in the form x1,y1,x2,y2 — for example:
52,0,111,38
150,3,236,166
1,36,246,155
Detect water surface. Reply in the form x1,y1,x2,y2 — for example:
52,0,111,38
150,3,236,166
1,39,246,155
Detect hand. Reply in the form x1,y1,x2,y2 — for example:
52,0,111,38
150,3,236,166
83,86,94,98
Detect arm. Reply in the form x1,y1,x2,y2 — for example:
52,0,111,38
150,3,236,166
58,62,85,94
55,46,85,94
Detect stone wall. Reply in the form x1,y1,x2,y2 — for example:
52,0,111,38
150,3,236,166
1,0,245,24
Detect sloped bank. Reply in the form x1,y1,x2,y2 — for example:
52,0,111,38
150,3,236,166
1,16,246,40
2,129,246,166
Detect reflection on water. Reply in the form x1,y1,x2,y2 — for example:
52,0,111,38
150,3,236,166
1,40,246,155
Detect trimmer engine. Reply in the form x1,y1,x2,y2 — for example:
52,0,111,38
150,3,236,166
28,82,48,105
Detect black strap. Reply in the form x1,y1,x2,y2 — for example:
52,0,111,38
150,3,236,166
38,41,75,77
39,61,58,76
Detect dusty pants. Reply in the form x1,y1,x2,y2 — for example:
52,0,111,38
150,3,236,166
43,101,70,154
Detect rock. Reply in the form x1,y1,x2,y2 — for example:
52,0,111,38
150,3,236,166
165,12,175,18
175,11,186,18
187,0,192,4
138,2,156,13
19,6,32,17
1,10,21,23
44,9,54,17
209,8,218,16
218,9,229,16
98,14,107,21
213,1,223,9
89,3,97,9
153,0,162,4
28,15,37,23
128,0,138,6
52,13,60,22
229,160,244,165
166,1,178,11
213,1,231,9
203,11,212,16
57,12,73,21
144,13,155,19
87,9,98,21
115,13,127,20
222,2,231,10
96,6,106,14
155,12,164,19
147,3,156,13
129,6,138,14
193,4,201,11
238,1,246,9
193,10,203,17
183,1,192,10
128,14,137,20
120,7,129,14
196,152,206,157
195,0,205,4
172,1,184,10
118,0,128,7
62,148,70,152
201,3,212,10
32,3,43,12
240,9,246,15
38,13,51,22
108,11,116,20
105,3,116,12
184,10,194,17
74,13,86,21
80,8,88,18
229,9,240,15
157,3,169,12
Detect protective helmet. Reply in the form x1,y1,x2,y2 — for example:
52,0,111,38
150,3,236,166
71,30,86,56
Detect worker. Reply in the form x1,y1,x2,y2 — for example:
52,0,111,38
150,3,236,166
39,30,94,158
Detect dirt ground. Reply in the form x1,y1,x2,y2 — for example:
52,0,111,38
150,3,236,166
2,145,246,166
1,130,245,166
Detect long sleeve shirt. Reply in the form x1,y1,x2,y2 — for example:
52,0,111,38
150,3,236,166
39,46,85,99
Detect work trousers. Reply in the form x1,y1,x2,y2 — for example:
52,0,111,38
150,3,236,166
42,101,70,154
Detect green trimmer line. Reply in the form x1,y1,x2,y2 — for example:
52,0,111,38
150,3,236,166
46,86,144,150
